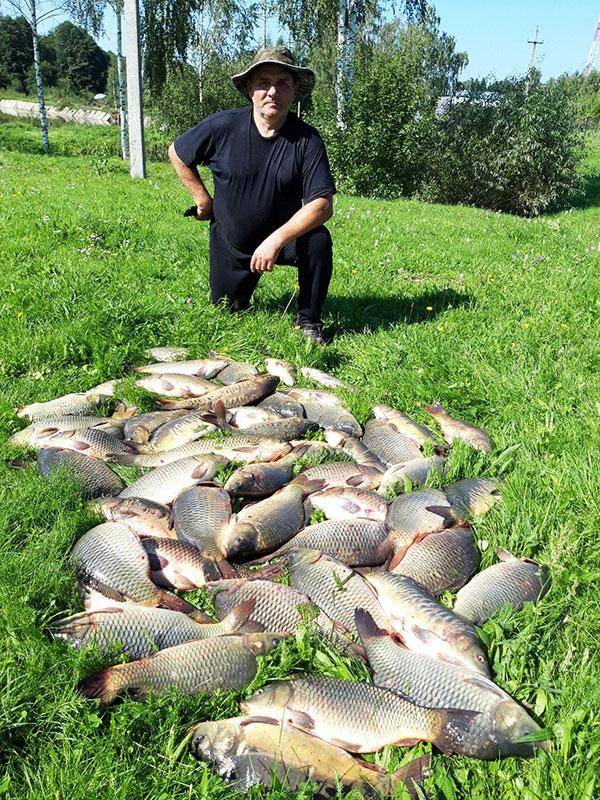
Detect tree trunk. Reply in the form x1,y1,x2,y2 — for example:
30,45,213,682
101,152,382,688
196,7,205,107
30,0,49,152
335,0,356,131
116,9,129,159
262,0,267,47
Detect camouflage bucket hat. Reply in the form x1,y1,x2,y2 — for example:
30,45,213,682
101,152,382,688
231,47,316,98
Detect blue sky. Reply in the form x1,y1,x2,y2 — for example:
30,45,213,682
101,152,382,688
40,1,599,81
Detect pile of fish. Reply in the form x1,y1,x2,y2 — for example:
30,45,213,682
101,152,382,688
11,346,551,797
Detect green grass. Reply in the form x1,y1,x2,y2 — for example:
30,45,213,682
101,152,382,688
0,123,599,800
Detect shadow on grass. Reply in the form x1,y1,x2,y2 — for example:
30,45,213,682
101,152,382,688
257,288,472,335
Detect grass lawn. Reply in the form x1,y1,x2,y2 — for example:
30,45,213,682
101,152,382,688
0,123,598,799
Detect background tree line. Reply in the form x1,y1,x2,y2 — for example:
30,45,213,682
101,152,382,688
1,0,599,214
0,16,109,96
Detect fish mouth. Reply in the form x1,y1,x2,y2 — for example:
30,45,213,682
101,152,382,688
239,700,249,714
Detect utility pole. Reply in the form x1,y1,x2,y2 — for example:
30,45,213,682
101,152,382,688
262,0,267,47
124,0,146,178
583,17,600,77
525,26,543,93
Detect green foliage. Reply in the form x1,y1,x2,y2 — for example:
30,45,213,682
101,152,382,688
421,78,584,215
306,12,467,199
0,15,33,93
547,70,600,129
146,59,245,144
44,21,109,95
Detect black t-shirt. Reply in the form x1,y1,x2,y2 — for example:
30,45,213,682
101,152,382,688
173,106,336,254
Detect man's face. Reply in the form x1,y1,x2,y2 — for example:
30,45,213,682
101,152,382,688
247,65,298,122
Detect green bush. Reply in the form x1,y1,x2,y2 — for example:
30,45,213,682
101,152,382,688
147,57,246,144
421,78,584,215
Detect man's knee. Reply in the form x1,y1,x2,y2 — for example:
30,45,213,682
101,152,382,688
300,226,332,260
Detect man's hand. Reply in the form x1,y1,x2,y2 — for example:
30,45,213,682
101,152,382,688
250,232,283,273
194,191,213,221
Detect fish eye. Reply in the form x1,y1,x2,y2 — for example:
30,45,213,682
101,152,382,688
255,688,264,696
477,654,486,662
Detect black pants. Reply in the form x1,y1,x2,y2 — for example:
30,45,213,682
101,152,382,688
209,224,333,324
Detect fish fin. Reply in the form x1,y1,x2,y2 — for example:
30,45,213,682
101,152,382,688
387,542,417,571
195,557,222,584
222,599,258,632
157,590,200,614
73,441,91,451
213,400,228,428
329,737,362,753
188,609,216,624
411,625,444,646
240,715,280,727
390,754,431,798
391,737,421,747
76,570,127,605
112,403,137,420
372,535,395,566
292,474,325,495
155,569,197,591
433,708,481,755
78,664,128,705
424,401,446,417
216,559,239,579
497,547,516,561
108,453,139,466
346,475,365,487
249,562,286,581
355,608,388,643
426,504,458,523
462,674,506,697
155,397,184,409
285,708,315,731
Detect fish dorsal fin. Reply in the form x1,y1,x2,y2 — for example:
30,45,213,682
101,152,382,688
497,547,516,562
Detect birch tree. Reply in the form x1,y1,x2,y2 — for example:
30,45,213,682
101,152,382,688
1,0,67,151
276,0,427,128
69,0,128,158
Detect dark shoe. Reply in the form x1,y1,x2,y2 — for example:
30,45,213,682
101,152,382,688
295,318,326,345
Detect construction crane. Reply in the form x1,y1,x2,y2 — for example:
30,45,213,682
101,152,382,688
583,16,600,77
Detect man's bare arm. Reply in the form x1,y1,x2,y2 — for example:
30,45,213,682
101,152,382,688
168,143,213,220
250,196,333,273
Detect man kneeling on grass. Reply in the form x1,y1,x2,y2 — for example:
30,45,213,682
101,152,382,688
169,47,336,345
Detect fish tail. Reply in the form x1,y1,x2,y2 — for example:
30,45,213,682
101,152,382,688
433,708,480,755
112,403,137,420
47,612,95,644
389,754,430,798
424,401,446,418
78,663,129,704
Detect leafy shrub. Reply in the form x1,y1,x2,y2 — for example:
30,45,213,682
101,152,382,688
147,57,246,143
421,78,584,215
307,16,461,199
